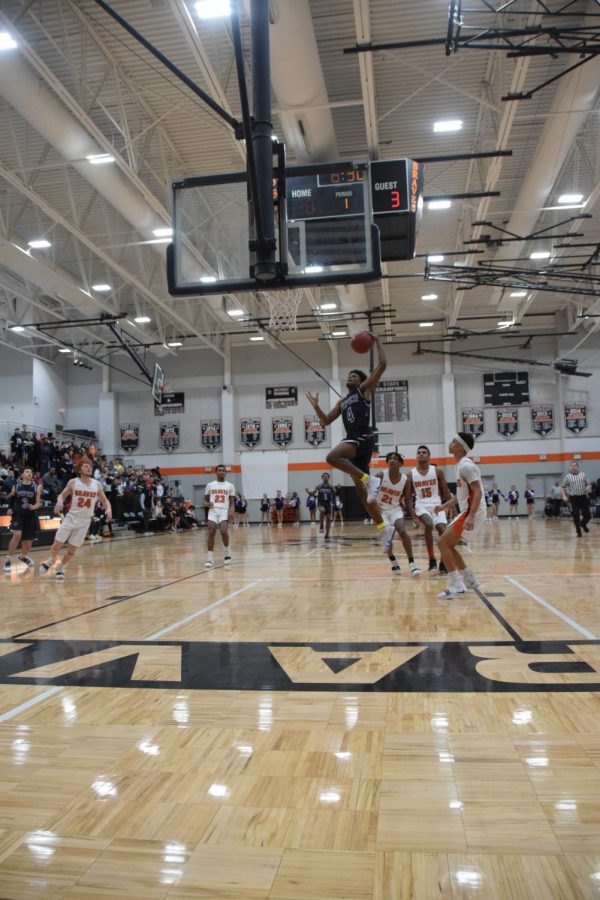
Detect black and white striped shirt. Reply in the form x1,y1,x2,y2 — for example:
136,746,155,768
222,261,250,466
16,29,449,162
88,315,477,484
561,471,589,496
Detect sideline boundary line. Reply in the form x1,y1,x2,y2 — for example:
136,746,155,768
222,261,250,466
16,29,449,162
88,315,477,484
505,576,597,640
0,686,62,722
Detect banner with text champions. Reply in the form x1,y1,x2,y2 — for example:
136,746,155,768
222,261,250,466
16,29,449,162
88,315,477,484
240,417,261,449
119,423,139,453
272,417,293,448
304,415,325,446
266,386,297,409
531,404,554,438
159,421,180,453
374,380,409,422
201,420,221,451
496,407,519,439
461,408,484,439
564,402,588,435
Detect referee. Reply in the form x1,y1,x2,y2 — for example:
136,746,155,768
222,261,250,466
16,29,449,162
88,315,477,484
561,461,592,537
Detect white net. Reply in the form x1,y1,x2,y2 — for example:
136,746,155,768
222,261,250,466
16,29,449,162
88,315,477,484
264,288,304,332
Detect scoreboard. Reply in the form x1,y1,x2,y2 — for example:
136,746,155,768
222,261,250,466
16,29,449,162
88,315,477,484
284,158,424,261
483,372,530,406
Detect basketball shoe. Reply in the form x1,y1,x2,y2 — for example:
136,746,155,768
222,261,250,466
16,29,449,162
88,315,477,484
462,569,480,590
366,475,382,504
381,524,395,552
18,556,34,567
427,559,437,574
409,562,421,577
437,581,467,599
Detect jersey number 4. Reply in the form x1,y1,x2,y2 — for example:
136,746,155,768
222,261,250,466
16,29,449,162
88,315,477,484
76,497,92,509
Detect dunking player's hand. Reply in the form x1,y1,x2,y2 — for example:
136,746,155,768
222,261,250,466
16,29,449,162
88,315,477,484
305,392,318,409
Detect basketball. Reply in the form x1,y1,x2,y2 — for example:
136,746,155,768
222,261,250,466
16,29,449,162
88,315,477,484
350,331,373,354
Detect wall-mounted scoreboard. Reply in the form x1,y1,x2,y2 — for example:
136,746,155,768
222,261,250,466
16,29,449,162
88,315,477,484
483,371,530,406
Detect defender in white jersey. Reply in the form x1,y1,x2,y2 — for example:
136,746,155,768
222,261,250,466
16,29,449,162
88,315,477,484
39,458,112,580
375,452,421,576
204,464,235,568
412,445,451,575
434,433,485,599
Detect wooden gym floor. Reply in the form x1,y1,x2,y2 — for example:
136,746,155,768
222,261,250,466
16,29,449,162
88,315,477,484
0,516,599,898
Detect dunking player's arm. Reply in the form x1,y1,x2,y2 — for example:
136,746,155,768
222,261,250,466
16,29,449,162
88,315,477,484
56,479,112,521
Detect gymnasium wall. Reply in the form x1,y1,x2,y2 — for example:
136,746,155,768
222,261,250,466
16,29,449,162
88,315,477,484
1,332,598,518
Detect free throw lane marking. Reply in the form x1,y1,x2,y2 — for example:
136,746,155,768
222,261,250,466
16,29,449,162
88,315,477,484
505,576,597,640
147,581,260,640
0,686,63,722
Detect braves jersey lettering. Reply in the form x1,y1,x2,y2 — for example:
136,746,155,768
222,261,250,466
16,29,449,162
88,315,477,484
378,472,407,510
206,480,235,510
68,478,101,521
411,466,441,504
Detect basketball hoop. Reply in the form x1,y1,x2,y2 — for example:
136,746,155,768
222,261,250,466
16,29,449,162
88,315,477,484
264,288,304,332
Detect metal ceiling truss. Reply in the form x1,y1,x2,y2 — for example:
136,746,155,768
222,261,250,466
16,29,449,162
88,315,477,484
426,261,600,297
464,213,592,248
345,0,600,100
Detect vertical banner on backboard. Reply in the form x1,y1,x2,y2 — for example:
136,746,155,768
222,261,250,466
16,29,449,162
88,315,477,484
272,417,293,448
159,421,180,453
496,407,519,439
531,404,554,438
461,408,484,439
119,423,139,453
201,420,222,451
240,418,261,449
304,415,325,446
564,403,588,435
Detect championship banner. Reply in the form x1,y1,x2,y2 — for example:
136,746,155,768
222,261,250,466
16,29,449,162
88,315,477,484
374,379,409,422
201,420,222,451
531,404,554,438
154,391,185,416
565,402,588,435
240,417,261,449
119,423,139,453
159,421,180,453
461,408,484,439
272,417,293,448
496,407,519,439
304,414,325,447
266,386,298,409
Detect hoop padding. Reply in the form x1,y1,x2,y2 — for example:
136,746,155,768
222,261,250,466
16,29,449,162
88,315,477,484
264,288,304,332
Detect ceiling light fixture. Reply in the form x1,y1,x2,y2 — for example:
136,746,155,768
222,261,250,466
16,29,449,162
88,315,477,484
433,119,463,133
427,254,444,263
497,320,514,329
143,237,171,245
86,153,115,165
428,200,452,210
250,335,264,342
530,250,551,260
134,316,151,324
0,31,18,51
228,309,244,318
421,293,438,301
91,283,111,292
195,0,231,19
28,239,51,249
152,227,173,238
419,322,434,327
200,275,217,283
319,303,337,310
305,265,324,273
58,348,71,353
558,193,583,204
510,291,527,298
331,330,347,337
9,324,25,332
166,341,182,347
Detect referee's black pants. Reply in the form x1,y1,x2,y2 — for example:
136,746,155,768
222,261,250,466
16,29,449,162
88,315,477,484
570,495,591,534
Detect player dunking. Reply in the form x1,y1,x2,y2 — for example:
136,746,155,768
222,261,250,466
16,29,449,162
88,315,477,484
204,464,235,568
376,452,421,576
40,458,112,579
3,467,42,574
306,333,392,546
434,433,486,599
412,445,451,575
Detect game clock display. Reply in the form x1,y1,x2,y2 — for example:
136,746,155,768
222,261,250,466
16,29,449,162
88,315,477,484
286,165,367,221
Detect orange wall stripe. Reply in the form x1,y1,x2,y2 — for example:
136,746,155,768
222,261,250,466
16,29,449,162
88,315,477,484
155,450,600,477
